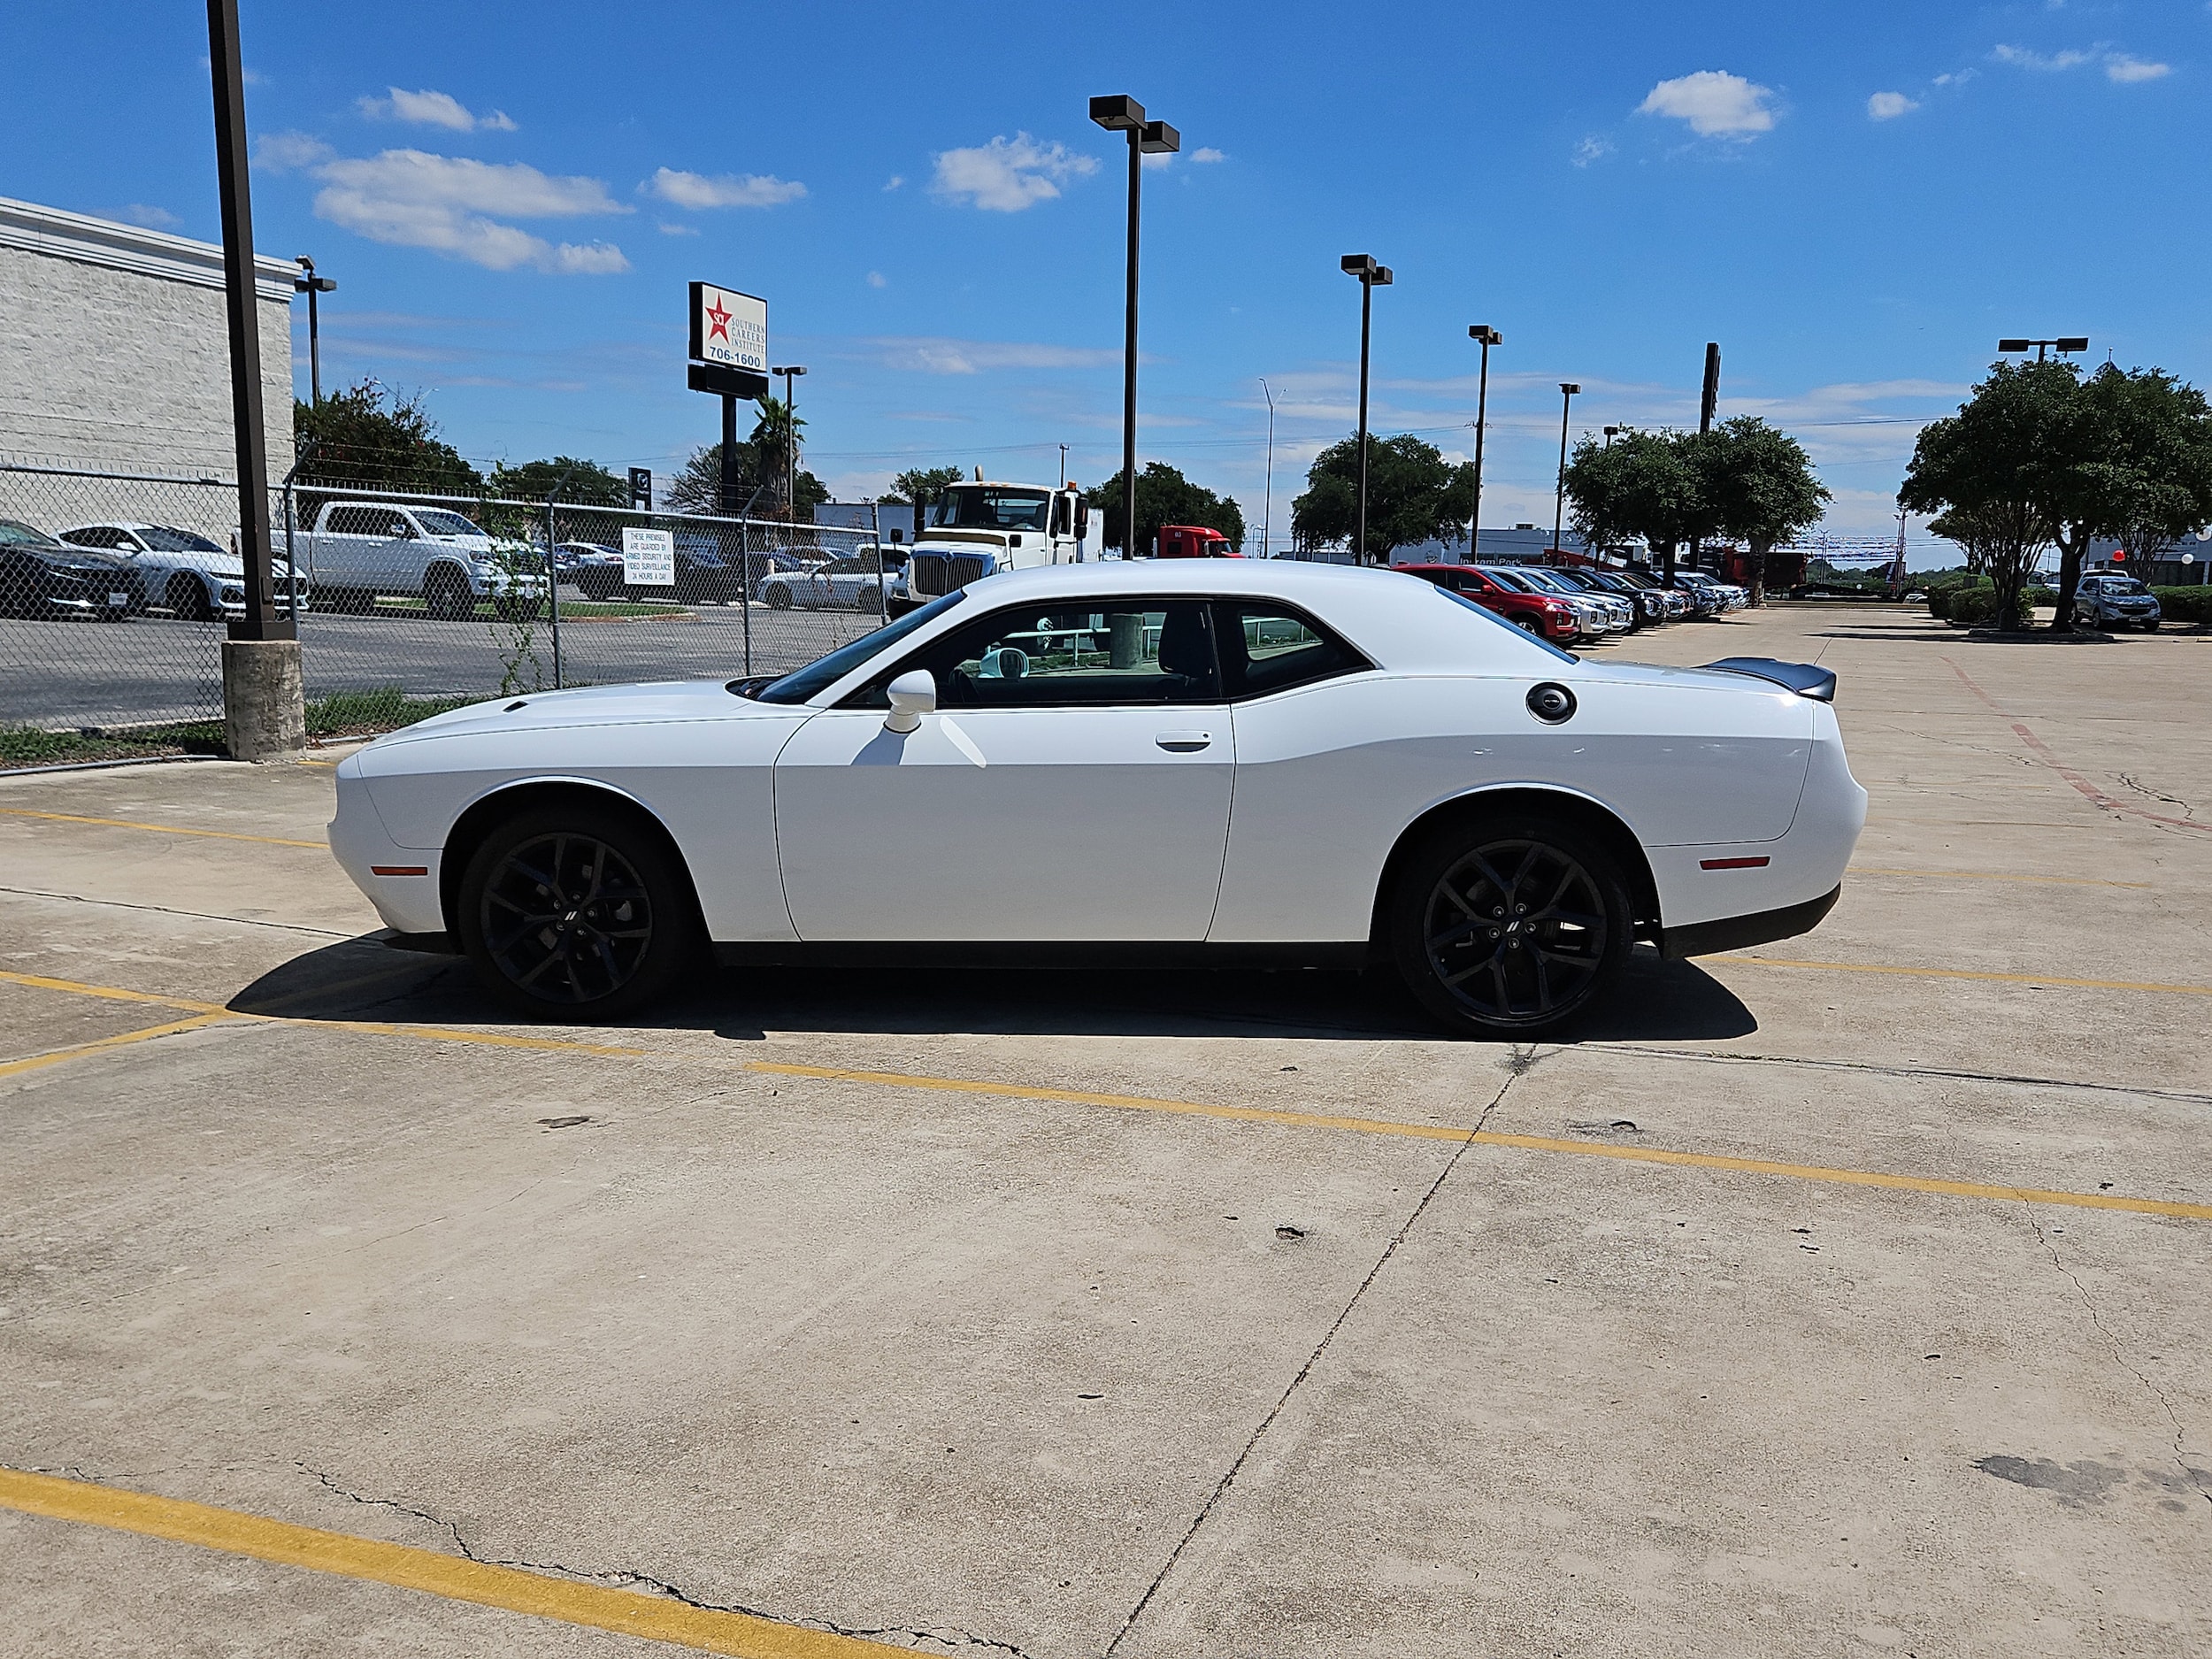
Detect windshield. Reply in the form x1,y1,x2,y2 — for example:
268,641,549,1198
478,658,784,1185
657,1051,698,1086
413,510,486,537
2097,577,2148,595
1482,568,1540,593
931,487,1049,533
137,526,227,554
1433,585,1578,662
0,519,60,548
749,590,967,703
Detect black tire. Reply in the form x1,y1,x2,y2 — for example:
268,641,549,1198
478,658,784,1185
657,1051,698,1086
854,588,882,613
765,583,792,610
1512,613,1543,634
457,802,703,1019
167,574,213,622
425,567,473,621
1389,813,1632,1037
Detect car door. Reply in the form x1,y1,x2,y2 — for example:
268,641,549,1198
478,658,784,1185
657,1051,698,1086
772,596,1233,941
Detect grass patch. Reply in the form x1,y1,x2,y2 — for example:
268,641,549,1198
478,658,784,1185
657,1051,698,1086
1,722,227,770
305,687,490,738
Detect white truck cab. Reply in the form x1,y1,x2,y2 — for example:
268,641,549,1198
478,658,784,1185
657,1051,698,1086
897,480,1087,611
303,500,547,619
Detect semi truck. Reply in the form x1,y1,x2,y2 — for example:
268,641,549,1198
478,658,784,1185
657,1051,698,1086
895,478,1087,611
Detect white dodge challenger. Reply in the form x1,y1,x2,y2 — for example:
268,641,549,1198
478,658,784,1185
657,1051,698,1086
331,561,1865,1035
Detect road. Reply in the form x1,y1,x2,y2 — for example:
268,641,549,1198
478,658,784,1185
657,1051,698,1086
0,598,887,730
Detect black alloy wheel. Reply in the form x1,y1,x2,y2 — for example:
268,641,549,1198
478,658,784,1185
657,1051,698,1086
1513,614,1544,634
458,804,700,1018
425,568,473,621
167,573,213,622
1391,816,1631,1036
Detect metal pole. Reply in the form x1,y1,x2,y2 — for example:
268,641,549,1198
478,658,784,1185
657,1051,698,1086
1260,378,1274,561
545,466,572,690
783,368,796,518
1355,274,1373,565
280,444,311,620
205,0,285,642
872,500,886,619
718,394,740,515
305,280,320,404
1471,337,1490,559
1121,127,1141,556
1552,386,1574,554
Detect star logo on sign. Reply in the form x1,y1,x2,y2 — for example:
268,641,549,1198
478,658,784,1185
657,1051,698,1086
705,297,731,343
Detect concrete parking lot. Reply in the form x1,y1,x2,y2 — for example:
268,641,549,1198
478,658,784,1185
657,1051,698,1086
1,603,2206,1658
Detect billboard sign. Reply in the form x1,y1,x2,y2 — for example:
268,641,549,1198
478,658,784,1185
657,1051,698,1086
689,281,767,373
620,527,676,588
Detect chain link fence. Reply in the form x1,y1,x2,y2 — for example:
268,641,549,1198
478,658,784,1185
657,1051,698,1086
1,457,895,739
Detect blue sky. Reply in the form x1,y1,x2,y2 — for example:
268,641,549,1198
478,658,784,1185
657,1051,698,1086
6,0,2205,555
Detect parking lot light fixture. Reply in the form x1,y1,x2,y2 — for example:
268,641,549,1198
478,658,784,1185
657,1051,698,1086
1553,382,1580,556
1467,325,1502,557
1091,95,1179,557
292,257,335,404
1343,255,1393,564
1999,335,2090,363
772,365,806,518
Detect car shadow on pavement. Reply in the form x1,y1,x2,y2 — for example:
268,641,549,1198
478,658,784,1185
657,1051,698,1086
229,938,1757,1045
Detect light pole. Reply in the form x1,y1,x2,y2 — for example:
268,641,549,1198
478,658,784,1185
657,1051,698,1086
1998,335,2090,363
293,257,335,405
1341,254,1393,564
1259,376,1275,560
1466,325,1500,559
772,365,806,518
1552,382,1580,556
1603,425,1621,449
1090,95,1179,557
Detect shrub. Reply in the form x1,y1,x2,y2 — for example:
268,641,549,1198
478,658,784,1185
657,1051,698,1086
2151,586,2212,625
1945,584,2033,628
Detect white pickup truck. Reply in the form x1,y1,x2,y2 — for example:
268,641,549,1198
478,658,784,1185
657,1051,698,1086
301,500,547,619
895,479,1087,612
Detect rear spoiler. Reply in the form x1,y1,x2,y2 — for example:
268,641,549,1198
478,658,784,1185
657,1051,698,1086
1702,657,1838,702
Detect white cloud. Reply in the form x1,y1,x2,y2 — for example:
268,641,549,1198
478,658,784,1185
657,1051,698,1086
884,174,905,191
930,133,1098,211
311,150,630,274
1867,90,1920,119
1992,43,2094,71
357,87,515,132
642,167,806,210
657,221,700,236
2106,54,2171,82
1637,70,1778,137
119,204,181,229
256,131,334,172
867,335,1120,374
1190,147,1225,164
1572,134,1615,166
866,271,888,288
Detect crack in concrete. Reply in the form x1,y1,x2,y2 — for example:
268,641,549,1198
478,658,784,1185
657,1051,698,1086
2025,1224,2212,1510
1591,1042,2212,1109
1102,1062,1520,1655
2116,772,2198,818
0,885,350,939
295,1463,1035,1656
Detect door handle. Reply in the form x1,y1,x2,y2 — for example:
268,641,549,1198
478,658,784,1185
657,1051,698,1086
1156,732,1212,752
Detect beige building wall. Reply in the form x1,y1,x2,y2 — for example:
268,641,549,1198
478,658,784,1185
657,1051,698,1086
0,196,295,483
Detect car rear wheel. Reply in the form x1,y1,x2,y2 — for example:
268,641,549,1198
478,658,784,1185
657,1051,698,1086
458,802,702,1019
1389,814,1632,1037
765,583,792,609
165,574,212,621
425,567,473,621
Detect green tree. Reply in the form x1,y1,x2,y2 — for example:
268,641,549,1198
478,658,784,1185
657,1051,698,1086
1095,461,1248,556
1563,428,1708,575
294,380,482,496
666,440,763,514
2074,365,2212,604
880,465,968,542
486,457,628,506
665,402,826,519
1290,434,1471,563
1897,364,2071,633
1695,417,1832,605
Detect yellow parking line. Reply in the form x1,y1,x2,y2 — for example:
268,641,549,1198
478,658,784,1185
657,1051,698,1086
0,807,324,849
0,1466,909,1659
0,1012,241,1079
1710,955,2212,997
1849,866,2153,889
749,1061,2212,1223
0,969,643,1059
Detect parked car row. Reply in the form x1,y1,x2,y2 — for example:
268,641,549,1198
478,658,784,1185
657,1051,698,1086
1391,561,1743,645
0,518,310,623
562,539,901,611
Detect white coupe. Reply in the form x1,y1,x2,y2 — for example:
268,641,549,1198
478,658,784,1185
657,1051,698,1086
331,561,1866,1034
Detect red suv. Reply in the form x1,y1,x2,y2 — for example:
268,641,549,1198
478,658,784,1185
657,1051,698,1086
1395,564,1581,643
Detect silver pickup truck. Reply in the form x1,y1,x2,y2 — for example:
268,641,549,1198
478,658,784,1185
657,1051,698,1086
302,501,547,619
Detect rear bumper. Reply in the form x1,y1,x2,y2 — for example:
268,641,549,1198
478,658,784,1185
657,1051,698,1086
1662,884,1840,958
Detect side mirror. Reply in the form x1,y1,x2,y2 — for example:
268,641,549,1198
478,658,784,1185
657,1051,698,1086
884,669,936,733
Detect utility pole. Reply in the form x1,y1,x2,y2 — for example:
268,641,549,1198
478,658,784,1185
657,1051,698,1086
1259,377,1275,560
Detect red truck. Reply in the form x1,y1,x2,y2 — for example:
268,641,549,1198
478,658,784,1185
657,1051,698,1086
1155,524,1240,558
1394,563,1581,643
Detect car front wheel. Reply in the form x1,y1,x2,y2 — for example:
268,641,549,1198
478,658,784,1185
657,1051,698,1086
1389,814,1632,1037
457,802,703,1018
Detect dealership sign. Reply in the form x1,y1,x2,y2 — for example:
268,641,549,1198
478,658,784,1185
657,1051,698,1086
689,281,767,374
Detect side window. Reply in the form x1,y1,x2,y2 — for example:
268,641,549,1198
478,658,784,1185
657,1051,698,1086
849,599,1219,708
384,513,414,538
67,526,118,549
1211,602,1367,700
326,506,372,536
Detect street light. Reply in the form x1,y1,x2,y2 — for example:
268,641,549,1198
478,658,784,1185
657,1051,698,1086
772,365,806,518
1466,325,1502,558
1259,377,1276,560
1342,254,1393,564
1998,335,2090,363
1091,94,1179,557
292,257,336,405
1603,425,1622,448
1552,382,1580,556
